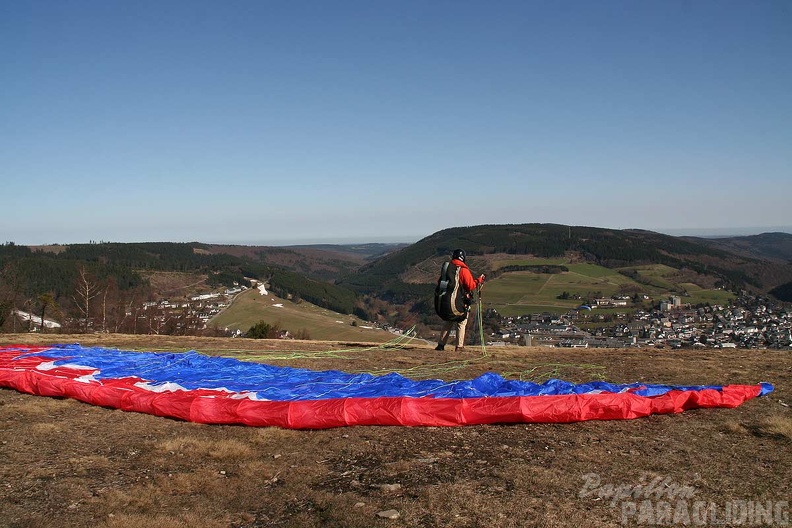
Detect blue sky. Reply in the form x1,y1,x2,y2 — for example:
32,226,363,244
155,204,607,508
2,1,790,245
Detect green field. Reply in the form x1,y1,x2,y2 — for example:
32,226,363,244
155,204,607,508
677,283,736,305
481,261,730,316
210,289,396,343
619,263,681,291
565,263,619,278
483,264,633,315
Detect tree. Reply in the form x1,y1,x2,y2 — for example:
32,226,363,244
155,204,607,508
0,261,24,332
36,292,59,332
99,276,123,333
0,299,10,330
74,266,100,333
294,328,311,340
246,320,281,339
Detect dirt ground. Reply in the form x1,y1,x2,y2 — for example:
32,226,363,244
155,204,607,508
1,334,790,528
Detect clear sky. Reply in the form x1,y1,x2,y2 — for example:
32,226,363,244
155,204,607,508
2,0,790,245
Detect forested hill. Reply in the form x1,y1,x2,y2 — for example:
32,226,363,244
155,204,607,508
3,226,792,331
0,242,360,321
683,232,792,263
338,224,792,302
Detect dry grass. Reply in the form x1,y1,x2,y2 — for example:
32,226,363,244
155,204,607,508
1,333,790,527
156,437,254,459
753,415,792,440
101,513,230,528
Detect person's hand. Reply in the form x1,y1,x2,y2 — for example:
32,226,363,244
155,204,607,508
478,274,485,283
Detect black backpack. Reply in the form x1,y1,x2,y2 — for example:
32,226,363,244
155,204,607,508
434,261,469,322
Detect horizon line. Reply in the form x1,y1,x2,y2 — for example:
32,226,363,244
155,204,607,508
7,225,791,248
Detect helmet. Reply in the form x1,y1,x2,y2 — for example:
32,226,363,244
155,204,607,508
452,248,466,262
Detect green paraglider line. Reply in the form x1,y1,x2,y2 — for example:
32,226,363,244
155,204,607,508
127,283,593,381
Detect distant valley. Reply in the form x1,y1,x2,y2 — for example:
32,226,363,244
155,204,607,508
2,225,791,345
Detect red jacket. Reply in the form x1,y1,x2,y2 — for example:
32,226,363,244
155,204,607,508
451,258,483,293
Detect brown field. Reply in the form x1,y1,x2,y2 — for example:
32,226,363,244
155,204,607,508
1,334,790,528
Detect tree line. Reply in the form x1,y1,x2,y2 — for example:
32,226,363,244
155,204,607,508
0,242,362,334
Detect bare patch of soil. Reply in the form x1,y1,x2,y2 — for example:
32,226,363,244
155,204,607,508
1,334,790,527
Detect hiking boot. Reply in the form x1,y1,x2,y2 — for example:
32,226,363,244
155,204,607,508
434,344,444,351
454,346,465,352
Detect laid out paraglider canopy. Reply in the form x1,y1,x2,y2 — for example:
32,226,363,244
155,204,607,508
0,344,773,429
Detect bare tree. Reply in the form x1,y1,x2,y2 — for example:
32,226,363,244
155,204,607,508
99,277,120,333
74,266,100,333
101,286,109,333
22,298,34,331
112,294,135,333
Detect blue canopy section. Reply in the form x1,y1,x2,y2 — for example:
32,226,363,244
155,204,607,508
22,344,771,401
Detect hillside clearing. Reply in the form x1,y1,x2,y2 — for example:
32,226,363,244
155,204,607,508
1,334,790,527
210,288,398,343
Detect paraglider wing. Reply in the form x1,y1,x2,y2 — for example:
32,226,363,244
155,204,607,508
0,344,773,429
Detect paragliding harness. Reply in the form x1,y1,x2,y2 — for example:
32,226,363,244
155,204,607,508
434,260,472,322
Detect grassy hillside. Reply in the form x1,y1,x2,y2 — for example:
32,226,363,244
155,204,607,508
481,260,736,316
210,288,397,343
